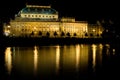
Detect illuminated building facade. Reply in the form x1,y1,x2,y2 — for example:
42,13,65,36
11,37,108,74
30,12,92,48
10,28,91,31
88,24,104,38
3,5,103,38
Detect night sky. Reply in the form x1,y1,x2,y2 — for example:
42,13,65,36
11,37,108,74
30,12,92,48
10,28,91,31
0,0,119,33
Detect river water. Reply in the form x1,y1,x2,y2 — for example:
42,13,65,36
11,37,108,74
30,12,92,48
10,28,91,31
0,43,120,80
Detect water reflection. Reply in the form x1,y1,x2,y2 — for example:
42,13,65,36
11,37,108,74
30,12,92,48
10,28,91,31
92,44,97,72
113,49,115,55
33,46,38,75
75,44,80,72
3,43,116,79
56,45,60,74
5,47,12,74
105,44,110,55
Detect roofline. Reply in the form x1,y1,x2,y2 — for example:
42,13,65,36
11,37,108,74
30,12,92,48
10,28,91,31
26,5,51,8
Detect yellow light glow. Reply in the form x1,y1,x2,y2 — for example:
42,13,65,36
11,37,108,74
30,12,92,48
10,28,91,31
56,45,60,74
92,44,96,72
99,44,103,49
5,47,12,75
34,46,38,75
76,44,80,72
34,27,36,30
99,44,103,66
105,44,110,55
7,25,11,28
92,29,95,32
113,49,115,55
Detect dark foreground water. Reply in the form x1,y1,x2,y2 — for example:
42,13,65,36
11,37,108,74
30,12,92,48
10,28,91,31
0,43,120,80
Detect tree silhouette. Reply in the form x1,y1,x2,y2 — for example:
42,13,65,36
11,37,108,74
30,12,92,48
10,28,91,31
61,31,65,36
39,31,42,36
54,31,58,37
31,31,34,35
46,32,50,37
74,33,77,36
66,32,70,37
85,33,88,36
90,33,93,37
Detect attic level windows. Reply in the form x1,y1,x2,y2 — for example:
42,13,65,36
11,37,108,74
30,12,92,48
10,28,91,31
23,14,56,18
28,15,30,17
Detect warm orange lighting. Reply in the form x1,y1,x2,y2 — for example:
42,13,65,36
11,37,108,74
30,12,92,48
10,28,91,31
92,44,96,72
7,25,11,28
92,29,95,32
34,46,38,75
56,45,60,74
5,47,12,74
76,44,80,72
99,44,103,49
105,44,110,55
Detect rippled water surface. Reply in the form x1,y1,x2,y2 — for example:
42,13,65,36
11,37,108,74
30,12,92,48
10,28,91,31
0,43,120,80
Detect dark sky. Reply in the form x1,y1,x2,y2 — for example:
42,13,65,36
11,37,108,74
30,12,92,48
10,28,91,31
0,0,119,23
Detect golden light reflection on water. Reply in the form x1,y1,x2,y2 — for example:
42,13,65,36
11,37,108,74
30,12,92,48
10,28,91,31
33,46,38,75
56,45,60,74
113,49,115,55
75,44,80,72
105,44,110,55
4,43,115,77
99,44,103,66
92,44,97,72
5,47,12,74
80,44,88,70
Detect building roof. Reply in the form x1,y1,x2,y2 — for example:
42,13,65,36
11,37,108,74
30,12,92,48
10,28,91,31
19,5,58,14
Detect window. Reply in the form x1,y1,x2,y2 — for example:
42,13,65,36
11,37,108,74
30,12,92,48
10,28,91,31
28,15,30,17
24,15,27,17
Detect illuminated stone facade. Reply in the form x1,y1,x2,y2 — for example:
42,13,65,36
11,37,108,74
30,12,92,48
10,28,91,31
3,5,103,38
88,24,104,38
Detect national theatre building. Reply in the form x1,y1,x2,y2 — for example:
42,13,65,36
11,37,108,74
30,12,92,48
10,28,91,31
3,5,104,38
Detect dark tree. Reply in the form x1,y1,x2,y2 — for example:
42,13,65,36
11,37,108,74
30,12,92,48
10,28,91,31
39,31,42,36
54,31,58,37
66,32,70,37
90,33,93,37
46,32,50,37
74,33,77,36
61,31,65,36
85,33,88,36
31,31,34,35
